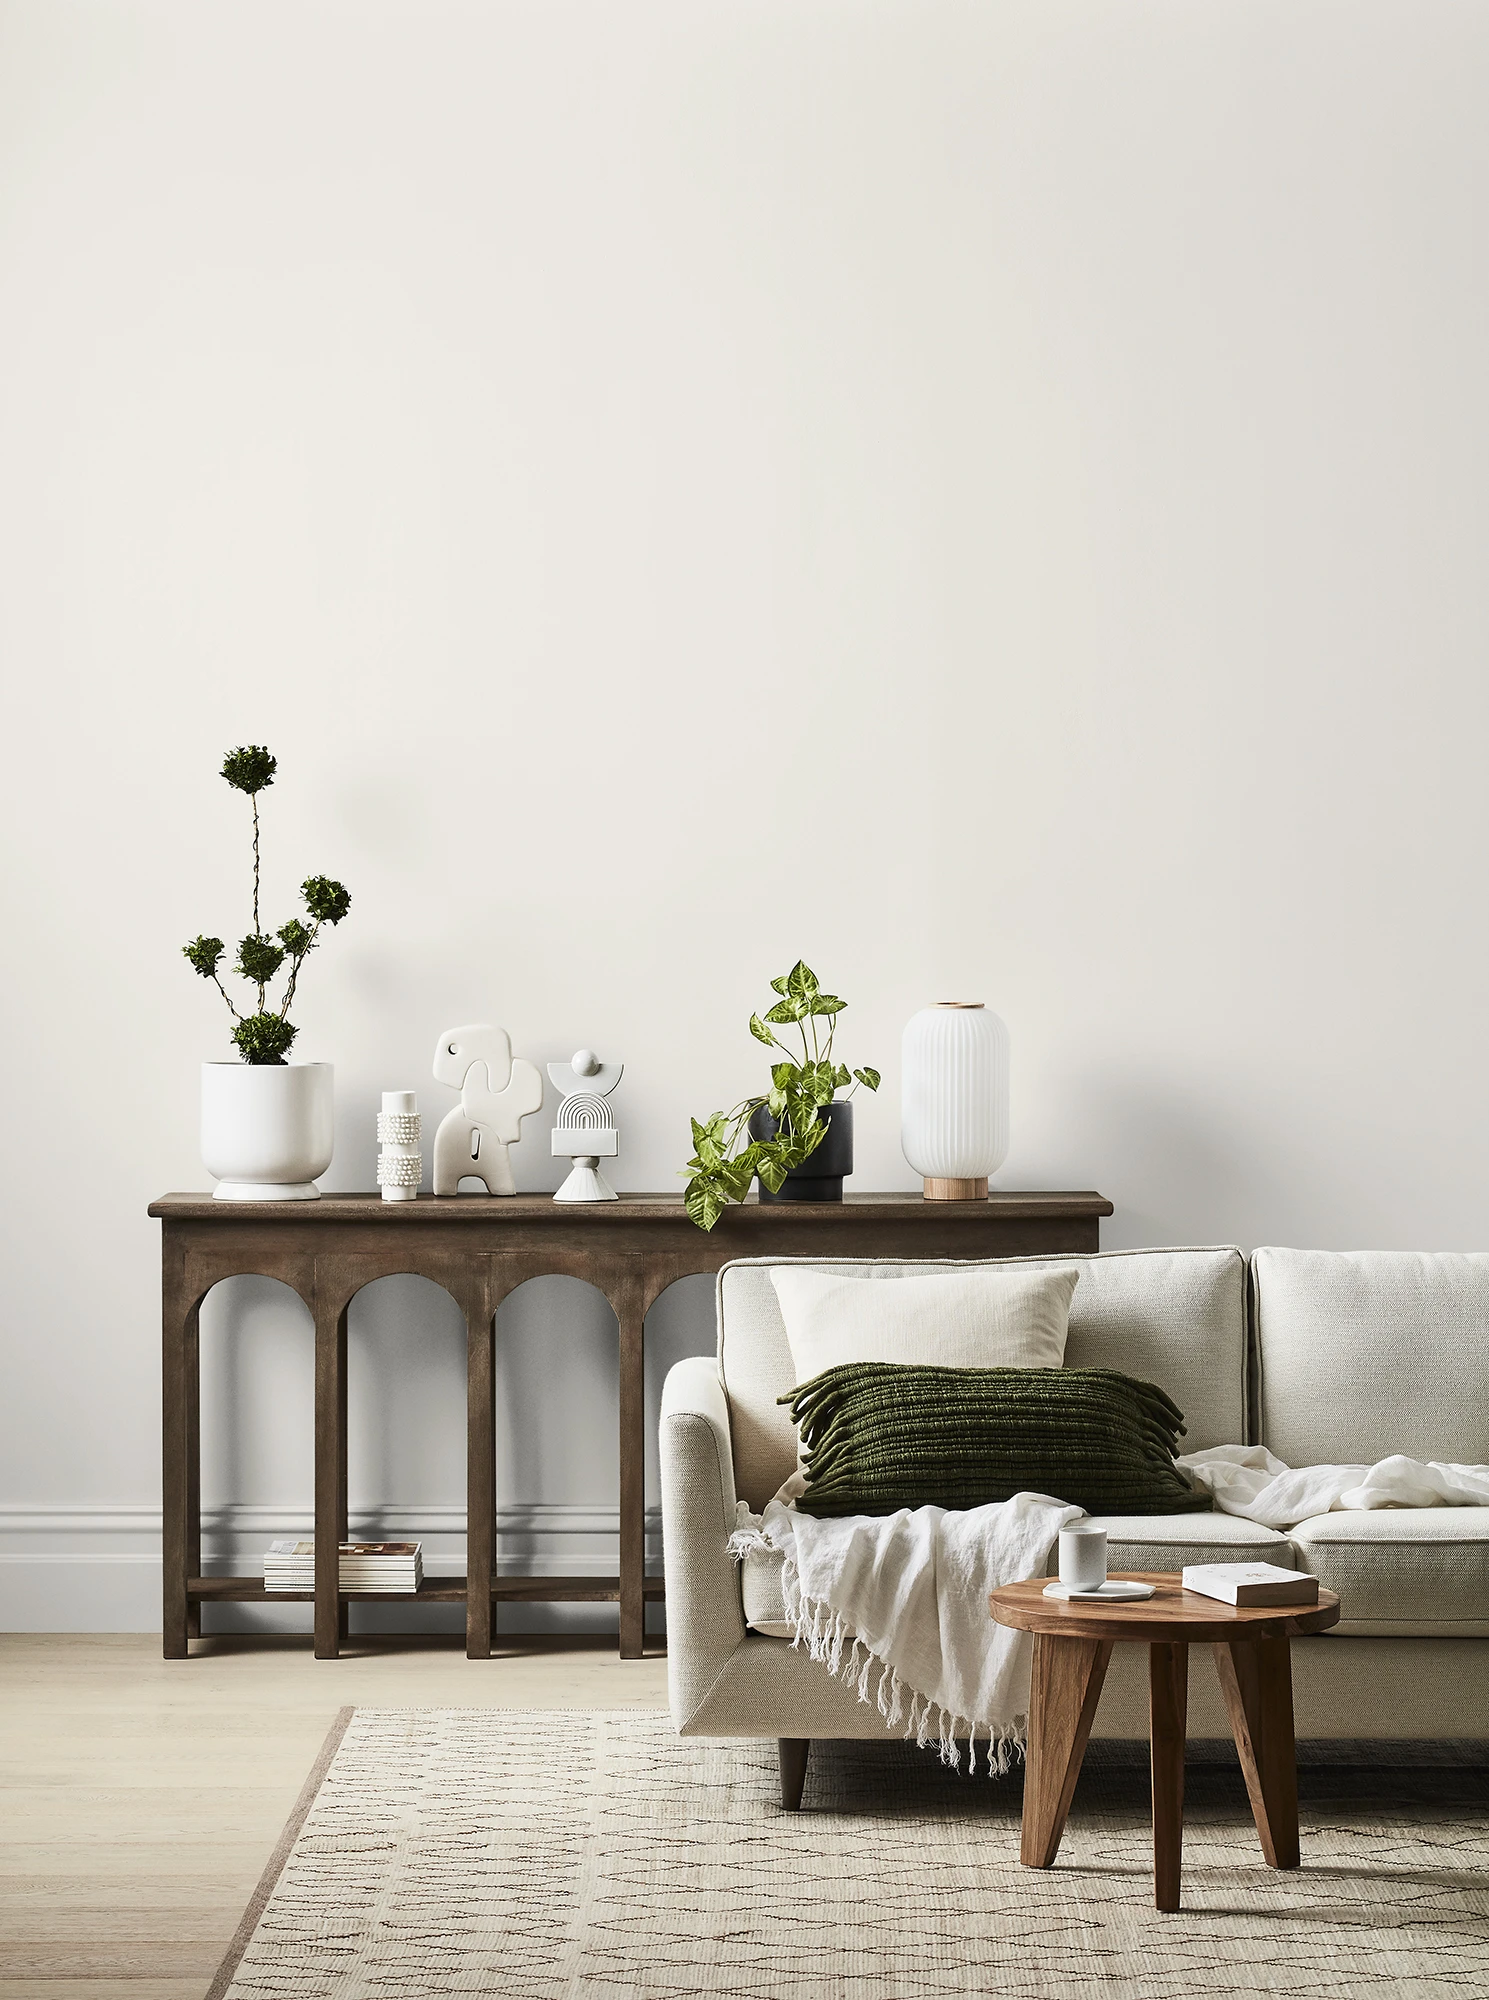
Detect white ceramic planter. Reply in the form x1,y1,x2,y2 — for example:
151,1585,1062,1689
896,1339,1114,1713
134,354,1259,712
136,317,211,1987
201,1061,335,1201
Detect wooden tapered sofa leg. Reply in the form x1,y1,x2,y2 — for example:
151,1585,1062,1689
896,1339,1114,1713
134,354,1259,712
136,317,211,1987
779,1738,810,1811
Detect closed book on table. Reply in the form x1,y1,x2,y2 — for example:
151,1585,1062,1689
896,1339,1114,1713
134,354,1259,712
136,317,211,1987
1181,1562,1319,1607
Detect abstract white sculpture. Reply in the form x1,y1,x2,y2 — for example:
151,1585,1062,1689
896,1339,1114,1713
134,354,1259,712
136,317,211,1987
547,1048,623,1203
432,1024,544,1196
376,1090,422,1203
901,1001,1010,1199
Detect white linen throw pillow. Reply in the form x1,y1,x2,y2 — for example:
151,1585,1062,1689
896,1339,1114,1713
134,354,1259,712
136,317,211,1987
768,1263,1079,1385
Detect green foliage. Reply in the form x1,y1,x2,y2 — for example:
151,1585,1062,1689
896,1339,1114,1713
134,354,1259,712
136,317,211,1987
182,935,224,977
182,746,352,1062
682,961,880,1232
236,933,286,984
301,875,351,925
232,1012,299,1065
221,745,277,794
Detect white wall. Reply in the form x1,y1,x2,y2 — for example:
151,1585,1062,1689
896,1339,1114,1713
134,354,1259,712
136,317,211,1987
3,1,1487,1631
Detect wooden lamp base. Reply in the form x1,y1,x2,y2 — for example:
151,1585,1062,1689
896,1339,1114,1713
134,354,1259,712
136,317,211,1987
923,1177,989,1201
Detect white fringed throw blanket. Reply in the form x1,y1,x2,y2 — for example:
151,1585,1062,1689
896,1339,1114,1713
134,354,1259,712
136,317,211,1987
730,1448,1489,1773
729,1492,1080,1772
1178,1445,1489,1527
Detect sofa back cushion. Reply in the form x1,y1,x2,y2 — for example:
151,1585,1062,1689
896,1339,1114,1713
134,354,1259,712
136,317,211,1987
716,1247,1248,1511
1252,1248,1489,1467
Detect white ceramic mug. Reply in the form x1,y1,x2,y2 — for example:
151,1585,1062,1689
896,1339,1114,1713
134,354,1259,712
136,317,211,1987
1058,1525,1108,1591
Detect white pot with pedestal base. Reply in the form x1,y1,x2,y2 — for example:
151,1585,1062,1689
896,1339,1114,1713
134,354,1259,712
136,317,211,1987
201,1061,335,1200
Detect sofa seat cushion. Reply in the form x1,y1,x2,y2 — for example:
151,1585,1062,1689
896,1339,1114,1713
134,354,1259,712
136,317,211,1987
1052,1511,1297,1576
1289,1508,1489,1635
738,1509,1292,1639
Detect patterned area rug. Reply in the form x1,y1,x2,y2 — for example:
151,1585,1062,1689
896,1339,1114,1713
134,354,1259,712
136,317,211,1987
212,1708,1489,1998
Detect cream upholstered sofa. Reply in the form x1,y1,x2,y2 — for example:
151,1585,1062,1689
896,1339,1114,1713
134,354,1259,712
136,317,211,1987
660,1246,1489,1792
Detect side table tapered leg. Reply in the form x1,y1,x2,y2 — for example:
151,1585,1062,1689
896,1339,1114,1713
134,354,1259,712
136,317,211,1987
1215,1638,1300,1868
1021,1634,1113,1867
1149,1641,1188,1911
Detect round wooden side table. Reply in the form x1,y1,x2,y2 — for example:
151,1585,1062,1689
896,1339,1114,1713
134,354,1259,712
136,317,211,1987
988,1571,1341,1911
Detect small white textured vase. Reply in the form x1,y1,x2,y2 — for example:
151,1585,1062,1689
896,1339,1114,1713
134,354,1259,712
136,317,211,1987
900,1003,1009,1200
376,1090,422,1203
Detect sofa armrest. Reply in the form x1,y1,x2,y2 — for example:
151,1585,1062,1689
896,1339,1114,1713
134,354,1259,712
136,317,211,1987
660,1355,746,1730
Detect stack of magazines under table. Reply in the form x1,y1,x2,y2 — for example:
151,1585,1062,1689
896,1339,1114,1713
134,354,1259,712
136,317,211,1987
263,1540,424,1593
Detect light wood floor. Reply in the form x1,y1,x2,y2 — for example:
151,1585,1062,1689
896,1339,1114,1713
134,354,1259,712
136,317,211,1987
0,1633,670,1996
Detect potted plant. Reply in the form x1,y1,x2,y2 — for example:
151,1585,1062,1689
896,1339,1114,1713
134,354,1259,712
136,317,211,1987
682,961,880,1230
183,746,351,1200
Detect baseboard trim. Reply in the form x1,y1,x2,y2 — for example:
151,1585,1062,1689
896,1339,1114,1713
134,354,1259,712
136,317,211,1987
0,1502,666,1632
0,1552,162,1569
0,1502,662,1538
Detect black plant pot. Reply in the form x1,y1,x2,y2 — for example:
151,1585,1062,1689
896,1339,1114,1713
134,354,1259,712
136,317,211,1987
748,1099,854,1203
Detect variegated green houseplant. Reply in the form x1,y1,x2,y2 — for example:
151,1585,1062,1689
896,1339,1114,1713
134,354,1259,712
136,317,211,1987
682,961,879,1231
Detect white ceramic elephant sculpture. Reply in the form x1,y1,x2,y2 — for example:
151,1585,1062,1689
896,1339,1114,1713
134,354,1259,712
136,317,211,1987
432,1023,543,1196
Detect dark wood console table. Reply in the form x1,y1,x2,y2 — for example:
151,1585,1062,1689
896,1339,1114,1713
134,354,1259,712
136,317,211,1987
151,1189,1112,1661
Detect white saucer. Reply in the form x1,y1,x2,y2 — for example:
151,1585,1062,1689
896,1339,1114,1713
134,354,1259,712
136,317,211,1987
1043,1580,1157,1602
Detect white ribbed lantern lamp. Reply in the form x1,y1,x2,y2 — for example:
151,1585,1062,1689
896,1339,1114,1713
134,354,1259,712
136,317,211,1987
901,1002,1010,1200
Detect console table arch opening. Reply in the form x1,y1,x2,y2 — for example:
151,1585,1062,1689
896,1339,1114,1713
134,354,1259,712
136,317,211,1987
172,1272,314,1646
636,1272,719,1526
184,1264,315,1320
494,1273,646,1624
339,1268,470,1523
205,1272,477,1641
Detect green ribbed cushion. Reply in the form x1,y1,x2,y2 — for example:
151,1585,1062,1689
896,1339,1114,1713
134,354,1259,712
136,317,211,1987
781,1363,1209,1518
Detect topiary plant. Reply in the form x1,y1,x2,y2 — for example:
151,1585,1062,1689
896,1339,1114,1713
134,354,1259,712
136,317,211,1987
681,960,879,1230
183,746,351,1064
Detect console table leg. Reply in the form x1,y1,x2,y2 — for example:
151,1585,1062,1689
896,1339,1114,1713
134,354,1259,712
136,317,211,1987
613,1274,647,1659
1149,1641,1188,1912
185,1314,202,1643
162,1274,198,1661
1215,1638,1300,1869
466,1301,495,1660
314,1302,347,1659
